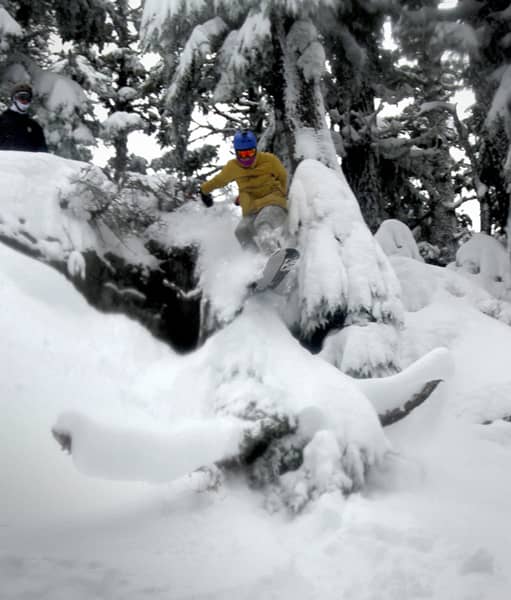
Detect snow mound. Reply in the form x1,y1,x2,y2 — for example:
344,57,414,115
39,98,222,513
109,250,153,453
451,232,511,302
54,299,391,510
453,381,511,425
390,254,511,321
375,218,423,261
0,152,96,260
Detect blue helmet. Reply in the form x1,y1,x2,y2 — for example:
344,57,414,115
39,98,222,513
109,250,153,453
233,130,257,151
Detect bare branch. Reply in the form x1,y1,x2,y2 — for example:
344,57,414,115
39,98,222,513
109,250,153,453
379,380,443,427
163,279,202,300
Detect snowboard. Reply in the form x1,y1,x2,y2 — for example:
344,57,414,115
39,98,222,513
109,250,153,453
249,247,300,294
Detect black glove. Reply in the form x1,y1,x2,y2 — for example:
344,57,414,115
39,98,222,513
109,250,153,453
200,191,213,207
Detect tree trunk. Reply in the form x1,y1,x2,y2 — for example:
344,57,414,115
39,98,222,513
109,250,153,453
268,17,340,177
342,146,386,232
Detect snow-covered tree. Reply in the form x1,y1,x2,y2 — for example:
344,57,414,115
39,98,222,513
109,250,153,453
50,303,451,511
50,1,157,180
322,0,394,229
430,0,511,237
31,64,96,160
97,1,158,182
469,2,511,239
0,5,22,67
0,1,97,160
391,3,460,261
288,160,404,377
0,1,159,167
140,0,341,176
451,232,511,302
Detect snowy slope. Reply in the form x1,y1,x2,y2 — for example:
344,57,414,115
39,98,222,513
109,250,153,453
0,152,96,260
1,237,511,599
0,152,158,270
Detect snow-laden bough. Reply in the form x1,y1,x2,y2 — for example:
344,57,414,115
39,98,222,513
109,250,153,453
52,302,451,510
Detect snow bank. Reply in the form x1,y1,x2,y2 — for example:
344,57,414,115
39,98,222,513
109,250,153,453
451,232,511,301
2,185,511,598
390,253,511,322
0,242,173,529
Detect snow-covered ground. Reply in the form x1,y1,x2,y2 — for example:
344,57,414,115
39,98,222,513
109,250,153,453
1,229,511,598
1,152,511,599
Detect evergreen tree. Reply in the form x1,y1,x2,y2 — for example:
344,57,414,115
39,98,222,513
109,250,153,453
385,0,461,264
322,0,394,231
99,0,157,182
425,0,511,236
0,1,158,167
0,1,97,160
51,1,157,180
140,0,341,178
454,0,511,235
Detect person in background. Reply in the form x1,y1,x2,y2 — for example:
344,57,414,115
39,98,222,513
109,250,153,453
0,82,48,152
200,130,287,255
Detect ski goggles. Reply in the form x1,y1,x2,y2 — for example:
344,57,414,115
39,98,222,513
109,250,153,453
236,148,256,159
14,92,32,103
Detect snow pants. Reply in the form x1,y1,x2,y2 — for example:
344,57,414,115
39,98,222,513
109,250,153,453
235,205,287,255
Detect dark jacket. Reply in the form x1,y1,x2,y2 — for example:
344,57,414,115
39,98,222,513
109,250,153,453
0,109,48,152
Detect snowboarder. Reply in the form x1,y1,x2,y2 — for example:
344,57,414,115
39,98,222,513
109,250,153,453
0,83,48,152
200,130,288,255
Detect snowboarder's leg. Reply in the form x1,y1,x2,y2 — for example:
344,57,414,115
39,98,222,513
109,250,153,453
253,205,287,255
235,215,258,251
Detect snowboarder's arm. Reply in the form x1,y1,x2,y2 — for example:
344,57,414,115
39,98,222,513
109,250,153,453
201,162,235,195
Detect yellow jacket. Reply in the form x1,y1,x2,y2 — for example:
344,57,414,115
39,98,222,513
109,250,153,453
200,152,287,216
